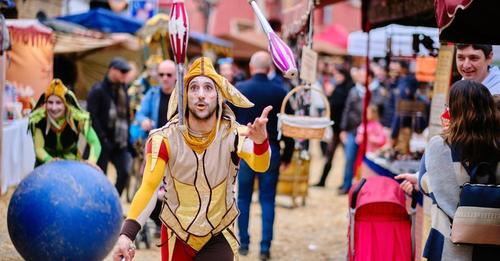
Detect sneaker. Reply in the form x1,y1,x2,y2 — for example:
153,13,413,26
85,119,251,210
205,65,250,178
337,188,349,195
312,182,325,187
259,251,271,260
239,247,249,256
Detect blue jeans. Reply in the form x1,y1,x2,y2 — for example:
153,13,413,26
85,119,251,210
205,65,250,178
237,143,280,253
342,132,359,191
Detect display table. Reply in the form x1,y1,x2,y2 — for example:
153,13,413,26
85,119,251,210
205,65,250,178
1,118,35,195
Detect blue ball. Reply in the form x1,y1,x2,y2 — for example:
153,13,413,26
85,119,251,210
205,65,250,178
7,160,123,261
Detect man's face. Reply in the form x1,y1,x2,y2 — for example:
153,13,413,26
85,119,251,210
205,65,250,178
46,95,66,119
456,46,492,82
219,63,234,82
356,68,372,86
157,62,176,94
108,67,128,85
187,76,218,121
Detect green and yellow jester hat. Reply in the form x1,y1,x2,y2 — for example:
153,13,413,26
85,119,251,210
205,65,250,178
30,79,87,133
32,79,83,112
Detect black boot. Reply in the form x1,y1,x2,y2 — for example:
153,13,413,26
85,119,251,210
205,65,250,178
259,251,271,260
314,164,331,187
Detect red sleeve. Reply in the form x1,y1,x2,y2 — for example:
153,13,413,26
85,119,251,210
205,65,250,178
146,139,169,162
253,139,269,155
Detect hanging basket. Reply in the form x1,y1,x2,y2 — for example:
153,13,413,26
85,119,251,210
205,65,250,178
278,85,333,139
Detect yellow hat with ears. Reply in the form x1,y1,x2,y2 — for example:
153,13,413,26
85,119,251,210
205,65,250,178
44,79,68,104
167,57,254,120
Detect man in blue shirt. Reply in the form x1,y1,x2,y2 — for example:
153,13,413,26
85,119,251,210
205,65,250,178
130,60,176,143
233,51,293,261
129,59,176,236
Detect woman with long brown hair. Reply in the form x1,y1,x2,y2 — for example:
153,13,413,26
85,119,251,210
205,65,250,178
445,80,500,166
397,80,500,260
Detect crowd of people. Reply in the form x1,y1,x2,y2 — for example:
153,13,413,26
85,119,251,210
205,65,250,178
26,43,500,261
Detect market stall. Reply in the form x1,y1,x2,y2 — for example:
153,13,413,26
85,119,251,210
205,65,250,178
1,18,36,195
46,13,143,98
6,19,54,100
348,24,438,58
137,14,233,63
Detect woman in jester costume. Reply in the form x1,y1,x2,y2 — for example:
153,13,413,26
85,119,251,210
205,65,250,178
28,79,101,166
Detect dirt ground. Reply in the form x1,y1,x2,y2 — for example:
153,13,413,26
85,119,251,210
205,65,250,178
0,141,350,261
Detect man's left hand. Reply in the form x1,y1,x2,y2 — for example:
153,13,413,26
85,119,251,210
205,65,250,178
241,106,272,144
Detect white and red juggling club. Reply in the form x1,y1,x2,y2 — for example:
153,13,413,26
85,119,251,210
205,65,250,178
169,0,189,125
248,0,298,79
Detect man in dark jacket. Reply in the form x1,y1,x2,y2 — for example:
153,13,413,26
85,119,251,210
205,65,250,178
87,57,131,196
233,51,293,261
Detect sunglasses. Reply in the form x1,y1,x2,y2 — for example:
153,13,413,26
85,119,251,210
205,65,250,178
159,72,173,78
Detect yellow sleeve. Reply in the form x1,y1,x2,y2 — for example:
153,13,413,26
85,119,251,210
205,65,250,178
127,138,168,225
237,136,271,173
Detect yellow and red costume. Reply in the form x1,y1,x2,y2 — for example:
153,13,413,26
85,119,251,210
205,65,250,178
121,57,270,260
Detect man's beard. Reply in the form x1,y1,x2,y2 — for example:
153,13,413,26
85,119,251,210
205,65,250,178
188,105,217,121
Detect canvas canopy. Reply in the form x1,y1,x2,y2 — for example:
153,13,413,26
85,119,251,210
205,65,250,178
57,8,143,34
435,0,500,44
6,19,54,99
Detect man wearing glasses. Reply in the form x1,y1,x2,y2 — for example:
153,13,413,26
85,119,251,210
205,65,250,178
130,59,177,237
135,60,177,135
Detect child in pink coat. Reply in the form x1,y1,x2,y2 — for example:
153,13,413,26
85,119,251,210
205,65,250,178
356,104,387,153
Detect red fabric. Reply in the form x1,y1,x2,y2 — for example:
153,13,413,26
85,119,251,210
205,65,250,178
313,24,349,49
349,203,412,261
253,139,269,155
354,62,372,179
435,0,473,28
348,177,412,261
160,225,197,261
161,225,169,261
146,139,169,162
350,176,406,209
360,158,424,259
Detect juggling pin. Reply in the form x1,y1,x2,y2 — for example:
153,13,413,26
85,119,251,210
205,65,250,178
248,0,298,79
169,0,189,125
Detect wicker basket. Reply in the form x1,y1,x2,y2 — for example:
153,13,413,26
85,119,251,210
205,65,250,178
278,85,333,139
277,150,310,197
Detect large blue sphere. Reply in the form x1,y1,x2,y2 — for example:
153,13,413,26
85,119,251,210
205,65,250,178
7,160,123,261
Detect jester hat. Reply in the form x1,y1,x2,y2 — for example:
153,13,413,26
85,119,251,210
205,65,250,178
167,57,253,121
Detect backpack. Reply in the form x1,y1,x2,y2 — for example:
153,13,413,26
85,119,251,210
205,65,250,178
450,162,500,245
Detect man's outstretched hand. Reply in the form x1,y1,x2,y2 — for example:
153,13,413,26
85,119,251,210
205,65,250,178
241,106,272,144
